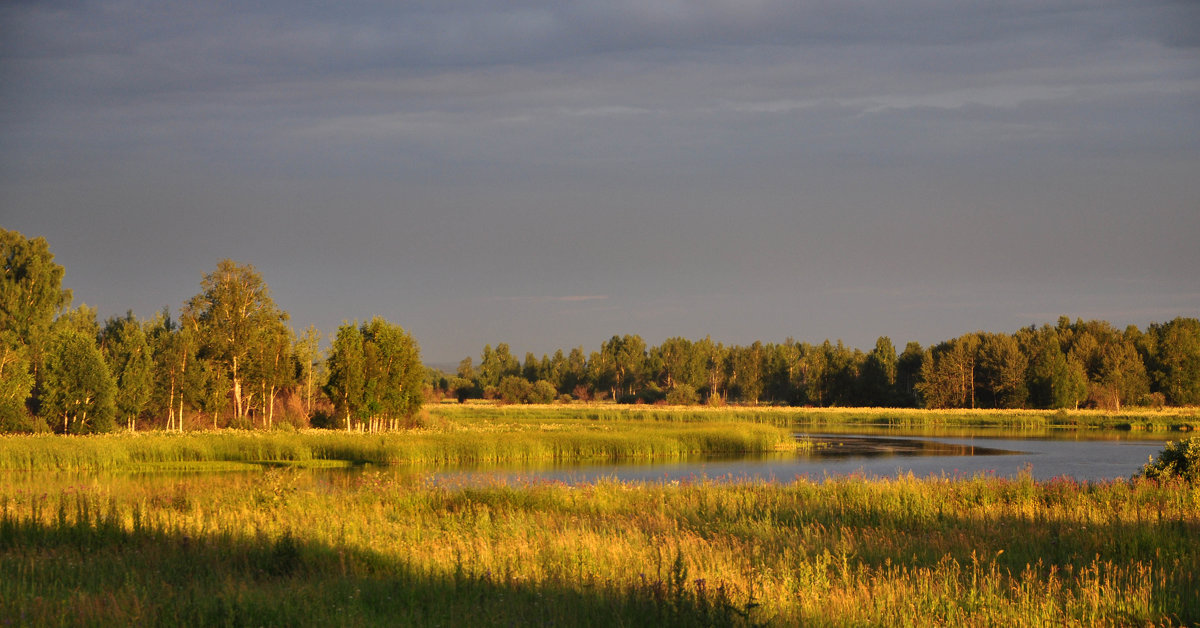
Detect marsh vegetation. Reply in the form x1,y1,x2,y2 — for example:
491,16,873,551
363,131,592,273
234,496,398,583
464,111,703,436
2,464,1197,626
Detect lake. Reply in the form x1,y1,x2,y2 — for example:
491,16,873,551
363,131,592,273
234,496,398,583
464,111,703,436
423,428,1176,486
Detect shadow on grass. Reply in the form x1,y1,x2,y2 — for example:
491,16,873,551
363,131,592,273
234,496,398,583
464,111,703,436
0,508,763,627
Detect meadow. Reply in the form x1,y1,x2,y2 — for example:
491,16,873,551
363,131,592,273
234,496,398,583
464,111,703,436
1,469,1196,626
3,406,1198,625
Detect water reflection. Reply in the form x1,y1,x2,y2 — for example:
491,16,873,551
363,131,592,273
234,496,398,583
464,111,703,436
401,430,1173,486
797,434,1022,459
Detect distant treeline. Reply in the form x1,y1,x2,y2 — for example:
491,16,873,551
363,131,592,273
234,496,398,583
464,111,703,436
442,318,1200,411
4,228,1198,436
1,229,422,434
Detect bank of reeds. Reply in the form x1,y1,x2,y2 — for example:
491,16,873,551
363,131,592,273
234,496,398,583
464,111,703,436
432,403,1200,431
1,471,1195,625
0,422,794,472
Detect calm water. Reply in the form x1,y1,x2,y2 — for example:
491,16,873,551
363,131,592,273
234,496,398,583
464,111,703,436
424,430,1176,486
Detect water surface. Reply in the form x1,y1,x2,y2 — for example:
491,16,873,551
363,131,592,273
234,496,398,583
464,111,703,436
422,429,1174,486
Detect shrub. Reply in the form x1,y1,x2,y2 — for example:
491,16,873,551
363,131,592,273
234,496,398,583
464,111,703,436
665,384,699,406
497,376,534,404
0,404,48,433
529,380,557,404
1138,437,1200,483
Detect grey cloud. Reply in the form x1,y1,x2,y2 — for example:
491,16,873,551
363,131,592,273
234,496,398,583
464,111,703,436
2,1,1198,361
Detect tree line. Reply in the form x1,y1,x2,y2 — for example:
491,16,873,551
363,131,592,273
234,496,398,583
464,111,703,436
4,228,1198,435
443,321,1200,411
1,229,423,434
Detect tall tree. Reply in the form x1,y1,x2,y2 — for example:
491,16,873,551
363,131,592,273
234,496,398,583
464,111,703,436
293,325,322,417
100,313,154,430
729,342,766,404
895,341,924,407
612,334,647,399
146,311,197,431
825,340,863,407
182,260,289,422
653,337,704,394
562,346,588,396
325,319,423,431
860,336,898,406
763,340,800,404
41,328,116,434
1146,317,1200,406
360,317,424,430
478,343,519,390
694,337,729,403
249,321,293,428
0,229,72,384
917,334,981,409
977,332,1028,409
325,322,365,431
1028,332,1087,410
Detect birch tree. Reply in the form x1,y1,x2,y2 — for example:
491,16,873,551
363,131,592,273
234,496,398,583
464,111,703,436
183,260,289,423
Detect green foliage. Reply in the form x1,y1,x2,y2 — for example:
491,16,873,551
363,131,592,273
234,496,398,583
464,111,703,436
293,325,322,417
325,322,365,428
360,317,423,422
665,383,700,405
183,260,289,422
8,229,1200,437
0,228,71,349
1138,437,1200,483
0,341,35,426
100,312,154,427
529,380,557,404
325,318,423,429
1146,317,1200,406
497,375,534,404
1,229,72,421
40,328,116,433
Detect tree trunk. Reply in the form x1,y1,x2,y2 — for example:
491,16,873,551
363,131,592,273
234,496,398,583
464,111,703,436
232,355,243,420
167,374,176,432
306,366,313,416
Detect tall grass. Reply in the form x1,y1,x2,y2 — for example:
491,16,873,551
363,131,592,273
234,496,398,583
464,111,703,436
431,403,1200,431
2,471,1196,625
0,422,795,472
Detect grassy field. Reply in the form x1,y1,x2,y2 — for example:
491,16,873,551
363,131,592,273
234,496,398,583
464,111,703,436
3,408,1197,624
1,469,1196,625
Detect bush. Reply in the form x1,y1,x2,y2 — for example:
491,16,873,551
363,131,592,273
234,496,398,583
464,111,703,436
1138,437,1200,483
497,376,534,404
0,403,49,433
665,384,699,406
529,380,557,404
1138,392,1167,411
637,384,666,405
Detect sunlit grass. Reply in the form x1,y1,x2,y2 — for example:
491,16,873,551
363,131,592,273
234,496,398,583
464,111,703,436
430,403,1200,431
0,421,797,472
1,471,1196,625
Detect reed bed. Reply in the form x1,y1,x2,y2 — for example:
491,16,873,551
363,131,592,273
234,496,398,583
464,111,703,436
0,422,795,472
1,471,1195,625
432,403,1200,431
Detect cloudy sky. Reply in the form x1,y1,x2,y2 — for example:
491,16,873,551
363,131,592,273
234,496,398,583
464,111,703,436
2,1,1198,364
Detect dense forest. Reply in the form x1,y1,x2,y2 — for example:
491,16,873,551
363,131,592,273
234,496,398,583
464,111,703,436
3,228,1198,434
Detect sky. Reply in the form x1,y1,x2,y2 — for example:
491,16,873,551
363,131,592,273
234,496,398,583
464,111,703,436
2,1,1199,366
